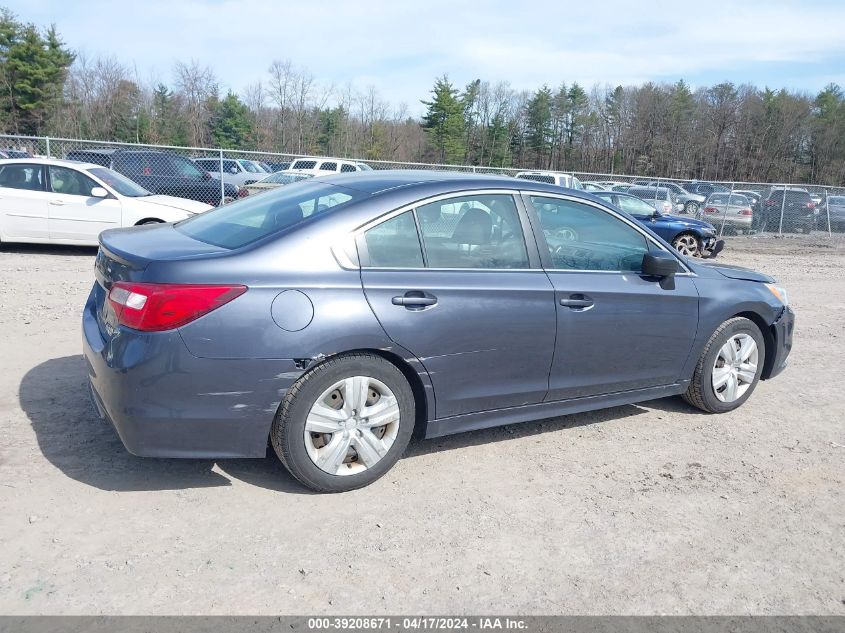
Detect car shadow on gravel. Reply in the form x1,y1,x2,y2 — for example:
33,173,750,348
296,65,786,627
20,355,313,494
0,243,98,256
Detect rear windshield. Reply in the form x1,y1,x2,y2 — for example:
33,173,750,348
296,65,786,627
175,181,367,249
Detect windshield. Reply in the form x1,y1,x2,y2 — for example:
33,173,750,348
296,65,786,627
88,167,151,197
170,155,205,179
239,160,262,173
176,181,367,249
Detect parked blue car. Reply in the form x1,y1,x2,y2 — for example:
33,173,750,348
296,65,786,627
84,171,793,492
592,190,724,258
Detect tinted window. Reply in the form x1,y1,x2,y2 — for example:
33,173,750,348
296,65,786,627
0,164,44,191
829,196,845,205
529,196,649,272
363,211,424,268
416,194,528,269
709,194,728,204
292,160,317,170
340,163,357,172
628,188,668,200
729,195,750,206
170,156,204,179
176,181,366,249
320,162,338,171
49,166,98,196
66,151,112,167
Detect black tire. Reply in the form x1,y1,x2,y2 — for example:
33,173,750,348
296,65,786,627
270,353,416,493
683,317,765,413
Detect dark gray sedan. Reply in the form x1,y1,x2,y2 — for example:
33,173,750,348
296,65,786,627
83,171,794,492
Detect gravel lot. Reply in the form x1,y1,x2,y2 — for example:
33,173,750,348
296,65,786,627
0,234,843,615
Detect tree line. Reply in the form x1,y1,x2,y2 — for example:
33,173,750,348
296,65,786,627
1,8,844,185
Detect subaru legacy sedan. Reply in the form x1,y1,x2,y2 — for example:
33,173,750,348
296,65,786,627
83,171,794,493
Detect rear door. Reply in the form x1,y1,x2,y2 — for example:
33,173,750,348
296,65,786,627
525,192,699,400
0,163,49,240
359,191,557,419
46,165,122,242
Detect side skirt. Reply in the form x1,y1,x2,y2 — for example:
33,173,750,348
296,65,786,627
424,382,690,439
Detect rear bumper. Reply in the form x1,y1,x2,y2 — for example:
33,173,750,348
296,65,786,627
82,285,303,458
764,306,795,380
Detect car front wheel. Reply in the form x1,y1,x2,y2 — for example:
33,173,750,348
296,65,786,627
672,233,701,257
685,201,699,215
683,317,765,413
271,353,416,493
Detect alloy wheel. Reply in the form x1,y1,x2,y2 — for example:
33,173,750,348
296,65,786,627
673,234,700,257
303,376,400,476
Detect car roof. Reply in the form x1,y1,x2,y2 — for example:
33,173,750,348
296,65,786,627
0,157,103,170
314,169,582,196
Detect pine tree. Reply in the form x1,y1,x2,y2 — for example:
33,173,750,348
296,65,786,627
421,75,465,163
210,92,254,149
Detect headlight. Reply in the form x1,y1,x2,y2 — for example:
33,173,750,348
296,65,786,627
765,284,789,306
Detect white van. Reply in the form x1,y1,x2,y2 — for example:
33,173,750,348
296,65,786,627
286,157,372,176
514,170,583,190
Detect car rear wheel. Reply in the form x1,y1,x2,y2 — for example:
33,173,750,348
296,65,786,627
683,317,765,413
672,233,701,257
684,201,699,215
270,353,416,493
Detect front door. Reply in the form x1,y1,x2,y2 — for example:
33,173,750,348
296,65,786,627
47,165,122,242
359,192,557,419
0,163,49,240
524,193,700,401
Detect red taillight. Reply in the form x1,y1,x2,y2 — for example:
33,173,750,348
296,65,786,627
107,282,247,332
740,208,753,216
238,188,249,197
807,201,815,209
704,207,718,214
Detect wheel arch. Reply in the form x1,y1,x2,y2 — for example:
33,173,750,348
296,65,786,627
732,310,777,379
134,217,164,225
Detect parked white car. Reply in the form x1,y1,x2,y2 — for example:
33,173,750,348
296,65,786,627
193,157,268,187
243,170,314,196
514,170,584,190
0,158,211,246
286,157,373,176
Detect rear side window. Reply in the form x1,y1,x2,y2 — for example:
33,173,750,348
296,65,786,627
340,163,357,173
363,211,423,267
517,174,555,185
292,160,317,170
176,181,367,249
320,161,338,171
0,164,44,191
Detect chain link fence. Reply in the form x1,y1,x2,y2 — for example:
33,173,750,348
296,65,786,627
2,133,844,238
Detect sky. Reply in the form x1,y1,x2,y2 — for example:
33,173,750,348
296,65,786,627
7,0,845,116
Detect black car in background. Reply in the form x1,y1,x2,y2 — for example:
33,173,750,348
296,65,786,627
682,181,731,198
65,148,239,206
760,187,815,233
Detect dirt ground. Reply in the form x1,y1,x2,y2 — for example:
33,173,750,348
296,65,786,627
0,233,843,615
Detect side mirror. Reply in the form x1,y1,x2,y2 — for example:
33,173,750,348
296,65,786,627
642,252,680,290
90,187,109,198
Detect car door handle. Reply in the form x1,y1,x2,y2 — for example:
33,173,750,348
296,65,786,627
392,292,437,308
559,294,594,309
49,200,64,206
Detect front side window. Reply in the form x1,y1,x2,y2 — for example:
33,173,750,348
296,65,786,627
416,194,528,269
363,211,423,268
48,166,98,196
529,196,649,272
176,181,366,249
0,164,44,191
